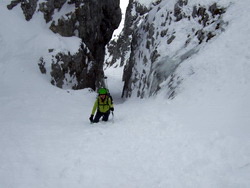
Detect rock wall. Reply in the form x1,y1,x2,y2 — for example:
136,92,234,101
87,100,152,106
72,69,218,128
7,0,121,90
105,0,149,68
106,0,228,98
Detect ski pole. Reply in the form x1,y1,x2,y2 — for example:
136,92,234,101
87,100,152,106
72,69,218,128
104,76,108,89
111,111,114,123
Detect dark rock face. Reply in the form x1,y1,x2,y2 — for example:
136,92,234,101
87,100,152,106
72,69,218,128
7,0,21,11
105,0,149,68
39,0,67,23
7,0,121,90
7,0,38,21
38,45,96,89
174,0,188,22
105,0,149,97
48,0,121,90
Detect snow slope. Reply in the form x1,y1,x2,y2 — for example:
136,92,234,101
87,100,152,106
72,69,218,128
112,0,130,38
0,0,249,188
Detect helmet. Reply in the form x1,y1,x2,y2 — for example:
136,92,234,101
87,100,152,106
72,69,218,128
98,88,107,95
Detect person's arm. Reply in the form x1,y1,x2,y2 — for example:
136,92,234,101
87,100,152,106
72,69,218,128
91,99,98,115
108,98,114,111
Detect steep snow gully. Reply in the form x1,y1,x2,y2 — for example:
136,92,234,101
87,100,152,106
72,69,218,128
0,1,250,188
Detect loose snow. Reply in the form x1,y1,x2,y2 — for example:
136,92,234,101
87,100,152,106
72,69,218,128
0,0,249,188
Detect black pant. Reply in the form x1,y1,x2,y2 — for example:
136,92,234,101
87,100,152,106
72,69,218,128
93,110,110,123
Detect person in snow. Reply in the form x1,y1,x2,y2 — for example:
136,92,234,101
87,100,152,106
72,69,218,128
89,88,114,123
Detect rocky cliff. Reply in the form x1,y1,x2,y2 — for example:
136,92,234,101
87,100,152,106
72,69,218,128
105,0,228,98
8,0,121,90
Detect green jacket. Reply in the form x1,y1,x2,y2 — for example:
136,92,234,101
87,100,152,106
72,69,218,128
91,96,113,115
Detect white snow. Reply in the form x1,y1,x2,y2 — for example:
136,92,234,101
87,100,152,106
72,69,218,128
112,0,130,39
0,0,249,188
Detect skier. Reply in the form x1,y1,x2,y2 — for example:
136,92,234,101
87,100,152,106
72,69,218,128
89,88,114,123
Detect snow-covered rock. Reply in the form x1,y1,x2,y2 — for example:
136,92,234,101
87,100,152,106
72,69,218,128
106,0,228,98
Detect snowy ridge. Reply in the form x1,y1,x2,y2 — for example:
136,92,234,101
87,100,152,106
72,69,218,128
0,0,250,188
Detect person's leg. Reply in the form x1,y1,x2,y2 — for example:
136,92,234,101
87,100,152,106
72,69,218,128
102,111,110,121
93,111,103,123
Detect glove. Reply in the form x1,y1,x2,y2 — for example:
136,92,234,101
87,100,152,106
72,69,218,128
89,115,94,122
110,107,114,112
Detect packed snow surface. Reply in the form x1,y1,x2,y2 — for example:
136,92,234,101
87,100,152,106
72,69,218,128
0,0,249,188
